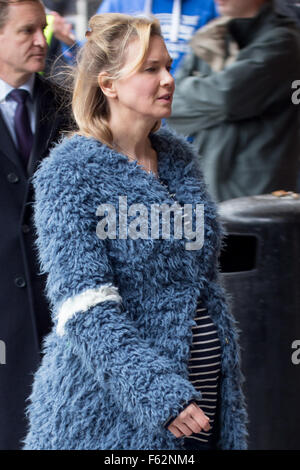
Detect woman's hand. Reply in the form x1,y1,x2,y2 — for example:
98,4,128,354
168,402,211,438
51,11,76,46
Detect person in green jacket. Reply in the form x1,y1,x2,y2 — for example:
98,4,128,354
167,0,300,202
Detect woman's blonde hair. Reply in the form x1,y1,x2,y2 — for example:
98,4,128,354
72,13,162,147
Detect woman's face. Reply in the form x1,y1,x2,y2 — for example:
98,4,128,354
112,35,175,123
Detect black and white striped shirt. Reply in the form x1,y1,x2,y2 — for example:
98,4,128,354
185,299,221,446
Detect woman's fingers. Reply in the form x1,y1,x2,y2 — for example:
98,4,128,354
168,403,211,437
183,415,204,434
177,408,202,434
168,424,184,438
174,421,194,436
186,402,211,432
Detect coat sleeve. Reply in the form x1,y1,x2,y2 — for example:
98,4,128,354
33,147,201,433
170,29,300,131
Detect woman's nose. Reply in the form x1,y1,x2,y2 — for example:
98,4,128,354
161,69,175,88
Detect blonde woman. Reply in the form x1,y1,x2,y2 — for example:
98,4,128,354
23,14,247,450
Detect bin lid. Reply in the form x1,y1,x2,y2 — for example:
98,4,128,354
218,192,300,224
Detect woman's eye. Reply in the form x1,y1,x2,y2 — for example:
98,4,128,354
145,67,156,72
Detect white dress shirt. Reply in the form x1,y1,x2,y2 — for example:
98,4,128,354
0,75,36,149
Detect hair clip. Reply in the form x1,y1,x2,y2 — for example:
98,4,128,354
85,30,91,38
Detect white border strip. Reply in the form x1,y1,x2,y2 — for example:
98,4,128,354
56,283,122,336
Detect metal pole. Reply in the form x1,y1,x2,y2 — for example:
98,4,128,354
76,0,88,40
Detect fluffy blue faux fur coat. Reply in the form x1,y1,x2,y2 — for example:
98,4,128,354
23,127,248,450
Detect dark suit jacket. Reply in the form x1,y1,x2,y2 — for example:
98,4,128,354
0,74,72,449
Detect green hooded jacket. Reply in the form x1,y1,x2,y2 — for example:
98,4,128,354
168,2,300,201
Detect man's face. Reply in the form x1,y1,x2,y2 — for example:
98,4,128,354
215,0,265,18
0,2,47,85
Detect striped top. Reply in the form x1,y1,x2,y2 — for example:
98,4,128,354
185,299,221,446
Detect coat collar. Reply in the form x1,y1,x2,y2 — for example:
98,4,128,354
0,112,21,172
0,76,36,176
0,74,59,177
0,74,35,102
68,128,210,209
28,74,56,176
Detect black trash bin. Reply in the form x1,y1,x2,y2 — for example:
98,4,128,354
219,192,300,450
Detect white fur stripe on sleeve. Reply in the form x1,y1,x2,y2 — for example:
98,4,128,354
56,283,122,337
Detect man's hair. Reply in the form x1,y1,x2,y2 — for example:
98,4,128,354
0,0,43,30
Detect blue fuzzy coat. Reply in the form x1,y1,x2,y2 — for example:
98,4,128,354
23,128,248,450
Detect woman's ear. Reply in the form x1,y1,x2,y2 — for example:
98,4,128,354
98,72,117,99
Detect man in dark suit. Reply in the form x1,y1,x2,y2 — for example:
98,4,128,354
0,0,72,449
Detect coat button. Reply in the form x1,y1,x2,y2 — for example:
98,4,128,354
14,276,26,288
21,224,30,234
225,337,229,344
7,173,19,184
